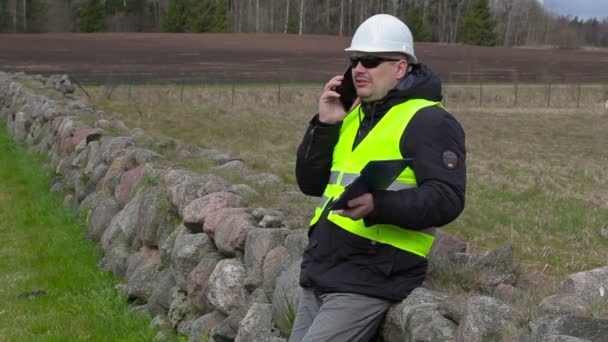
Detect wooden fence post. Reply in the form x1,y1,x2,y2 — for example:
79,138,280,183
479,78,483,107
513,78,518,107
547,82,551,107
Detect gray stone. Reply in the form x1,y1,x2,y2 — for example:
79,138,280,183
79,191,100,212
473,243,514,274
187,251,224,312
149,269,176,310
401,287,448,307
56,155,76,176
206,258,247,316
170,232,217,291
183,191,247,233
262,246,289,297
135,187,172,247
160,224,183,269
196,148,221,159
211,310,246,342
456,295,519,342
529,316,608,342
150,315,171,330
188,311,226,342
202,207,248,238
495,283,517,302
100,238,130,277
214,160,245,171
156,213,179,255
212,153,240,165
538,294,590,316
438,295,467,324
558,266,608,302
387,287,454,342
213,210,254,257
235,303,278,342
380,304,404,342
99,136,135,165
49,176,64,193
259,215,283,228
153,329,178,342
402,304,457,342
88,196,119,241
168,174,226,217
244,228,290,289
477,272,518,289
168,288,199,329
429,230,468,257
88,162,108,190
97,154,136,198
272,260,303,337
74,138,87,154
195,175,228,197
244,173,283,187
541,335,592,342
248,287,270,304
284,229,309,264
177,318,197,338
13,111,30,142
125,247,161,300
228,184,258,199
251,208,269,221
101,190,144,251
94,119,112,130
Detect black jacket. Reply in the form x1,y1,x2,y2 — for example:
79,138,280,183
296,64,466,301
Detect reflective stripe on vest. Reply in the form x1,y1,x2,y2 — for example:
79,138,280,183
309,99,441,258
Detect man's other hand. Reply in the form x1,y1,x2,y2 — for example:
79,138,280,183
335,193,374,220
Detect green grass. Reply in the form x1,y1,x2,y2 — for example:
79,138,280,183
16,82,604,336
0,129,162,341
84,87,608,285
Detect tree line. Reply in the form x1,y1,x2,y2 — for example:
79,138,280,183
1,0,607,47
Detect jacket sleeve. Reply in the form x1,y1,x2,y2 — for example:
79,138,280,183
364,106,466,229
295,114,342,196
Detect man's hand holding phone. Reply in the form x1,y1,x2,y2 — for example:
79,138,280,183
319,66,358,124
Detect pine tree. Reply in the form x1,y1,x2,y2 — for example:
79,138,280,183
186,0,227,33
405,5,433,42
163,0,188,32
459,0,497,46
78,0,106,32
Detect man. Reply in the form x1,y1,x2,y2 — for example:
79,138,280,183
290,14,466,342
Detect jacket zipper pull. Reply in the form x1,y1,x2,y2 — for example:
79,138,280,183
304,126,316,160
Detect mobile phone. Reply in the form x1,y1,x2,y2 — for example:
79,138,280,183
334,66,357,111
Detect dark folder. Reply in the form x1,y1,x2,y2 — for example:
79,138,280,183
328,159,413,210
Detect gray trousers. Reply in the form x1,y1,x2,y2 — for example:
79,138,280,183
289,288,392,342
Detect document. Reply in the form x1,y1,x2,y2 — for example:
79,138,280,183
329,159,413,210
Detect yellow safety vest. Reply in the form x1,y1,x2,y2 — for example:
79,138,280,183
309,99,441,258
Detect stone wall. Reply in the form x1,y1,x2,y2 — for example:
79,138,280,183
1,71,607,342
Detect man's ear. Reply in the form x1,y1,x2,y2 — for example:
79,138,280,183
396,61,409,79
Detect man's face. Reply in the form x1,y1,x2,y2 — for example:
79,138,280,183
349,53,408,102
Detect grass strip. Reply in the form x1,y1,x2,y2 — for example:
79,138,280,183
0,128,159,341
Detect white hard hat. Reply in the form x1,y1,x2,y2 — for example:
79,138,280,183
345,14,417,64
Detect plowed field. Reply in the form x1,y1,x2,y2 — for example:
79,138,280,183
1,33,607,84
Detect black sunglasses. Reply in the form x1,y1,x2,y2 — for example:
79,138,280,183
349,56,401,69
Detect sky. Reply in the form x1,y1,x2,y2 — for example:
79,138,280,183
544,0,608,20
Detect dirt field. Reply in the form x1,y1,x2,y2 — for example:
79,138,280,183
1,33,607,84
